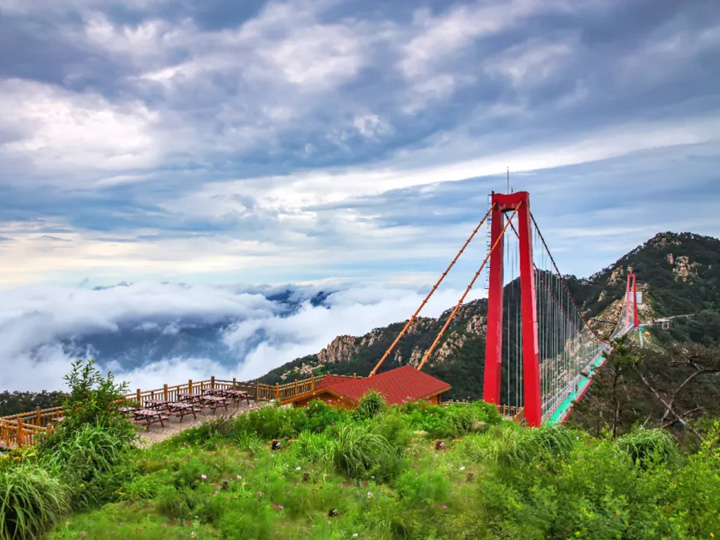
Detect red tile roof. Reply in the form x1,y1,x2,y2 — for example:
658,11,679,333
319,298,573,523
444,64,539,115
316,375,355,390
321,365,450,405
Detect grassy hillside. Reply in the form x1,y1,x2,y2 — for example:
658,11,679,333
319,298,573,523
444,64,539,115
10,399,720,540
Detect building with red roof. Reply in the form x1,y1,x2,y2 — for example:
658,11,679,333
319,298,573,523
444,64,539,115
285,365,451,408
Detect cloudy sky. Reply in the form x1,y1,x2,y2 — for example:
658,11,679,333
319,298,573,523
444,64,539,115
1,0,719,390
1,0,719,291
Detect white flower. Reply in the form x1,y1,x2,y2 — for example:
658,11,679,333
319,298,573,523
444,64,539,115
296,466,301,471
353,534,359,538
367,491,373,498
236,475,242,480
459,466,465,471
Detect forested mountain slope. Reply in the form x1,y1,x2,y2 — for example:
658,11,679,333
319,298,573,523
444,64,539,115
260,232,720,403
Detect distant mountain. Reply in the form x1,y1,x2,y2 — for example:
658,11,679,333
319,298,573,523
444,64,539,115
259,232,720,400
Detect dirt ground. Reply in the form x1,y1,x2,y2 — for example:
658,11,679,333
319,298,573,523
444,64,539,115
135,400,268,447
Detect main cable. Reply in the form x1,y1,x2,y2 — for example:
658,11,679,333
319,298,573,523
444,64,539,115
369,203,496,376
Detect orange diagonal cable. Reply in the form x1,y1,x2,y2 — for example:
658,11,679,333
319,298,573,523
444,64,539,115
369,203,495,377
417,203,521,371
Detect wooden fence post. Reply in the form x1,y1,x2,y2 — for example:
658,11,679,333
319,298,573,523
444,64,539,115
136,389,142,407
275,383,279,401
17,419,23,448
353,373,357,379
232,377,237,390
36,407,42,426
189,379,193,395
294,379,298,395
164,384,168,401
211,376,215,390
311,375,315,391
255,381,260,402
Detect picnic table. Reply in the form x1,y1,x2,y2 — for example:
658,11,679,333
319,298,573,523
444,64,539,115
224,389,251,405
118,406,138,416
200,395,229,414
144,398,171,409
177,391,203,403
133,409,168,430
166,402,200,422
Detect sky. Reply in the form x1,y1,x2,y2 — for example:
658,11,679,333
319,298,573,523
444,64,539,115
1,0,719,390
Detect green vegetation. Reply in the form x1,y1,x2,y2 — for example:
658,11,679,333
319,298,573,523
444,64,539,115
0,359,136,539
570,339,720,445
3,382,720,539
0,392,65,418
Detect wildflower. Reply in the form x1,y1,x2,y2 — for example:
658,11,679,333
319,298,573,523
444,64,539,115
367,491,373,499
296,466,301,470
80,533,87,537
65,522,70,527
362,481,368,486
200,474,207,480
353,534,359,537
236,475,242,480
459,466,466,471
257,491,264,497
191,533,198,539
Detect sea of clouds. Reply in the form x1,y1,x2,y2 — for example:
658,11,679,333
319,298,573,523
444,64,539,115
0,281,485,392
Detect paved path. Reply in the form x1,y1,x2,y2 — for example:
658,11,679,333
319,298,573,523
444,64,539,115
135,400,267,447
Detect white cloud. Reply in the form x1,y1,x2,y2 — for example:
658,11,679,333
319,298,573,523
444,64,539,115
0,79,159,172
0,281,487,391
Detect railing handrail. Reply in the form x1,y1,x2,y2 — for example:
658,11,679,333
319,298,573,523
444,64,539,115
0,372,348,448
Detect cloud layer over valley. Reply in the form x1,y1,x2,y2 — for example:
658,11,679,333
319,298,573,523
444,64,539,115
0,281,486,391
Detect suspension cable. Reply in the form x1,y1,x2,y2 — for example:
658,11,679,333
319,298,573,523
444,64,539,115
369,203,496,377
529,212,608,344
417,204,521,371
506,219,598,345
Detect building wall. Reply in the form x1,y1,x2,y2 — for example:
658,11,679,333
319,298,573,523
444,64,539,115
292,391,445,408
291,391,353,409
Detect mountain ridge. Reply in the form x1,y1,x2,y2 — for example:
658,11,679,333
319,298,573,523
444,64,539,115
259,231,720,400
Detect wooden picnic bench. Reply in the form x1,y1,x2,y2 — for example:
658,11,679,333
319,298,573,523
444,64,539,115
200,396,229,414
166,402,200,422
224,389,251,405
133,409,168,430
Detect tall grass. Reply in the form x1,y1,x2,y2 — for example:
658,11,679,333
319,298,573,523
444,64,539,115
43,423,136,509
332,425,403,481
494,424,577,466
617,428,679,466
0,462,68,540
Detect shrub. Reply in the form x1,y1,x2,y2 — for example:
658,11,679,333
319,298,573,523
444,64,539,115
394,469,451,505
0,462,68,540
371,412,413,450
154,485,199,521
56,359,132,436
355,390,387,420
617,428,679,466
305,399,348,433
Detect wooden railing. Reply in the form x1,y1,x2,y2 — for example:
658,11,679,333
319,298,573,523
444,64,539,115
0,373,361,449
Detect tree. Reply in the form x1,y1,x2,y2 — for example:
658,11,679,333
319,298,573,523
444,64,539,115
569,335,641,438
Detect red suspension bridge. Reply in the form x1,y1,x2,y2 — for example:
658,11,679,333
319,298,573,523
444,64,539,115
370,190,641,427
0,190,643,447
